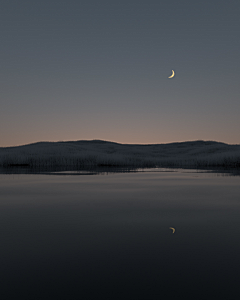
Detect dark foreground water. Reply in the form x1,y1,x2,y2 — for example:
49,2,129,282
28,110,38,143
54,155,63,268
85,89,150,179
0,168,240,300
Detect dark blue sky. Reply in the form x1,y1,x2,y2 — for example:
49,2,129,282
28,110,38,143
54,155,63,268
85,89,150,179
1,0,240,146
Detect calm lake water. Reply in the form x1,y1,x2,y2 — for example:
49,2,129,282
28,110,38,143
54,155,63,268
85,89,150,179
0,168,240,300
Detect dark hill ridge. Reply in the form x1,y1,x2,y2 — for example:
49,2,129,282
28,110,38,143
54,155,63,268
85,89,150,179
59,139,227,146
0,140,240,168
0,139,230,149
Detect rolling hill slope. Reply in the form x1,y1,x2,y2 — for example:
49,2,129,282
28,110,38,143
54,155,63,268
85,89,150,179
0,140,240,168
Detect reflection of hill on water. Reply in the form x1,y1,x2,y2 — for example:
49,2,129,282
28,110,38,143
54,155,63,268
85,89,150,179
0,140,240,172
1,166,240,176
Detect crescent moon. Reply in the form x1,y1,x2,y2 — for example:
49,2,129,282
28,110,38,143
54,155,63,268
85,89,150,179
168,70,175,78
169,227,175,233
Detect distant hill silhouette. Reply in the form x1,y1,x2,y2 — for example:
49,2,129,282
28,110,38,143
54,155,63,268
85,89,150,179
0,140,240,169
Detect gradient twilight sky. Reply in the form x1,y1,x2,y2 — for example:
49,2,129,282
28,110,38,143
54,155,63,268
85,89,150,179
1,0,240,146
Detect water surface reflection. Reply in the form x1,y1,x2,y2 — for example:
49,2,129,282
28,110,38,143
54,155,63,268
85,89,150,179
0,169,240,299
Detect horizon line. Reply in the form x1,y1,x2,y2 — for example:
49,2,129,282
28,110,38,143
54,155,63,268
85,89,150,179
1,138,239,149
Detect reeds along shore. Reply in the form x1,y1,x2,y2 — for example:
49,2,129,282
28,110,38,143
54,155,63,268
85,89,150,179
0,140,240,168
